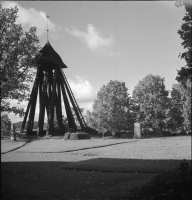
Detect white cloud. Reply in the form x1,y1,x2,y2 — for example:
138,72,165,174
66,24,121,57
68,75,96,103
66,24,115,50
79,102,94,112
2,1,60,38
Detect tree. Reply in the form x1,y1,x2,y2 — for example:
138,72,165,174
132,74,169,131
86,110,98,128
179,79,191,133
176,1,192,82
175,1,192,133
165,84,184,131
0,5,40,116
87,80,134,133
1,114,11,135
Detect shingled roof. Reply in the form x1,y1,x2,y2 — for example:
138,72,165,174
36,41,67,69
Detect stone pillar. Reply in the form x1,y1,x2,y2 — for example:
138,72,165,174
10,123,16,141
134,123,141,139
111,128,116,136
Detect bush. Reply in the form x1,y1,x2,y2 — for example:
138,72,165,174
159,130,172,137
142,130,173,138
115,131,123,137
102,130,112,137
1,114,11,136
70,132,91,140
142,130,155,138
63,132,71,140
120,132,134,138
98,132,102,137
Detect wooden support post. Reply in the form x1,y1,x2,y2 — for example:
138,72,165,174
60,74,76,129
45,91,49,117
48,68,53,101
46,70,53,135
47,67,59,136
26,69,40,136
20,71,39,133
61,67,86,128
37,71,47,136
54,91,59,127
43,72,49,119
37,69,43,137
20,102,31,134
26,86,38,136
60,68,84,129
57,81,63,130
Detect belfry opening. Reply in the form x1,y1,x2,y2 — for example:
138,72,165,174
20,41,87,136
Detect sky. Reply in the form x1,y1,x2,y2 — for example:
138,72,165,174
2,0,187,123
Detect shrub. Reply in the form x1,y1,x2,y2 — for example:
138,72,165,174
142,130,156,138
98,132,102,137
1,114,11,136
159,130,172,137
142,129,172,138
116,131,123,137
120,132,134,138
70,132,91,140
102,130,112,137
63,132,71,140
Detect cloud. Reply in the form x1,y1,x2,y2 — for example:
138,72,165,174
79,102,94,112
2,1,60,38
66,24,115,50
66,24,120,57
68,75,96,103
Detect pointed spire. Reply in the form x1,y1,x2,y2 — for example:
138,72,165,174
46,15,49,42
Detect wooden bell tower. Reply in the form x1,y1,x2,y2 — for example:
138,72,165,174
20,41,87,136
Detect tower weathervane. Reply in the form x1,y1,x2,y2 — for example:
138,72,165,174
46,15,49,42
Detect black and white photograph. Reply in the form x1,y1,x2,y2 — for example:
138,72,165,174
1,0,191,199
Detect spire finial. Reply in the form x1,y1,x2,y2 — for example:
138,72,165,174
46,15,49,42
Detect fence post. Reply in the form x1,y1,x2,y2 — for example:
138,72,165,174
10,123,16,141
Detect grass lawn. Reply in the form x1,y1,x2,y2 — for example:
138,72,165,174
1,135,191,200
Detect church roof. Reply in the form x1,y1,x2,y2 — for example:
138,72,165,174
36,41,67,69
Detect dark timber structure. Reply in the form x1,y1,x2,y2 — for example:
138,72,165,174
20,42,87,136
